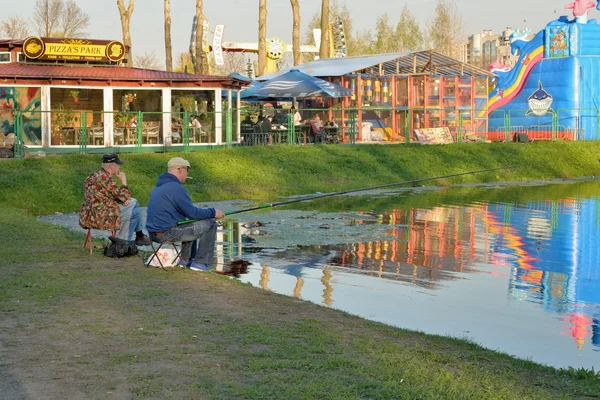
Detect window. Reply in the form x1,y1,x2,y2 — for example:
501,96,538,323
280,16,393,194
17,52,25,62
0,52,11,63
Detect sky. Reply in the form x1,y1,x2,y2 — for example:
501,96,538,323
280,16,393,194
1,0,582,67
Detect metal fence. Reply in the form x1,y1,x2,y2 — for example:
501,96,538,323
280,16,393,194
8,106,599,158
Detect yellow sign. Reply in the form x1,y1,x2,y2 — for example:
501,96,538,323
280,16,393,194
22,37,126,63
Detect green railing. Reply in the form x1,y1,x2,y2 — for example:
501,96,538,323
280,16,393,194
9,106,600,158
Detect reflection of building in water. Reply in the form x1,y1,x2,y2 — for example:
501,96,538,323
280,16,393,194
489,199,600,350
330,205,490,288
321,269,333,306
259,264,271,291
227,196,600,349
215,221,243,273
293,276,304,298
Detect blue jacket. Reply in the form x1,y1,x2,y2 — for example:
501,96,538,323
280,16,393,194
146,172,215,233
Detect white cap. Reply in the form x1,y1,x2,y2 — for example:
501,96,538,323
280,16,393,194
167,157,191,169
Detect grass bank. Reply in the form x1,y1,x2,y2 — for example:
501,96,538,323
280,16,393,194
1,143,600,398
3,141,600,215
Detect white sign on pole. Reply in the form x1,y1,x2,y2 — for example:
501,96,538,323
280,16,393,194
313,29,322,60
213,24,225,66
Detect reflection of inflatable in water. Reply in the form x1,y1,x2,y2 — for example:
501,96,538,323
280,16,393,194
565,312,592,350
487,6,600,140
488,199,600,350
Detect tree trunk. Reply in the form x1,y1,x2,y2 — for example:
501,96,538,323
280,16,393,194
164,0,172,71
258,0,267,77
193,0,209,74
290,0,301,66
116,0,135,67
319,0,330,59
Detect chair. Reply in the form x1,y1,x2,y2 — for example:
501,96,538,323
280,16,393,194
83,228,115,254
251,124,265,146
89,126,104,145
296,125,310,144
142,121,161,144
145,239,191,270
114,127,125,145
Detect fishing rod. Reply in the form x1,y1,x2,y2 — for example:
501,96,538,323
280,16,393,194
178,166,514,224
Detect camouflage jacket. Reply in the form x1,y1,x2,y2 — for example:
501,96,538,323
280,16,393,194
79,168,131,231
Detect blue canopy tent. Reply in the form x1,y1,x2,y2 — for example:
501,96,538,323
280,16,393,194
239,80,272,102
241,69,352,100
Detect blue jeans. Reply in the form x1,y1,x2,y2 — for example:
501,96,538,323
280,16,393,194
116,198,143,241
149,219,217,264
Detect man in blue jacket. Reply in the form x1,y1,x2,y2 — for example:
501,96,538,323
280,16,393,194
146,157,225,271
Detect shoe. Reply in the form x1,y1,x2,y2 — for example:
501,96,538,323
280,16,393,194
135,235,152,246
187,262,209,272
177,259,190,268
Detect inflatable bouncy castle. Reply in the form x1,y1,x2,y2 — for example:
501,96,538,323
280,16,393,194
487,1,600,140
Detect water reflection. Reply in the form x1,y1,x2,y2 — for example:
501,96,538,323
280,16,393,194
215,182,600,369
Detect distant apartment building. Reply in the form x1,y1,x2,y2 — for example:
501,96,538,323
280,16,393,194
461,28,518,69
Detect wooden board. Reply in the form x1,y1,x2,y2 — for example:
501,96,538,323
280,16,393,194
414,127,454,145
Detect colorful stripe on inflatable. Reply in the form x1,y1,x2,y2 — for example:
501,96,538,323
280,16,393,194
481,45,545,117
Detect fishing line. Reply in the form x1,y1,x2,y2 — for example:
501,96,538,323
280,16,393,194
178,166,515,224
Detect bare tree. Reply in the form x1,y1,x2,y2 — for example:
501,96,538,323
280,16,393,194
134,52,163,70
426,0,464,58
212,52,247,76
0,16,30,39
290,0,301,65
60,1,89,37
116,0,135,67
164,0,173,71
33,0,61,37
257,0,267,76
193,0,209,74
33,0,88,37
319,0,330,59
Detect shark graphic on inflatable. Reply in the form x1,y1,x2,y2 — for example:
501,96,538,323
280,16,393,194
525,81,556,116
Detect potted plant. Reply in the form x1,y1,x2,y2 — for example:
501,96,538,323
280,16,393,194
124,93,136,103
69,89,80,103
114,111,131,127
50,103,78,145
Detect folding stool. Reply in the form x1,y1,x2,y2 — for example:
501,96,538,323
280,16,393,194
145,240,191,271
83,228,115,254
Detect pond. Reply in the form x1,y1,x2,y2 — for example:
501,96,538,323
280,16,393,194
214,179,600,371
40,178,600,370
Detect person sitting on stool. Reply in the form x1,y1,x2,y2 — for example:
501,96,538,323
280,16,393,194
146,157,225,271
79,153,151,246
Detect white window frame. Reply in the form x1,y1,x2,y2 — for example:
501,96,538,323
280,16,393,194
0,52,12,63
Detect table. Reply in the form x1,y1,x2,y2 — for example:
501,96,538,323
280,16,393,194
294,125,311,144
114,126,137,145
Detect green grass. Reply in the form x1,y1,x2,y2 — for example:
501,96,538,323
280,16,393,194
3,141,600,215
1,143,600,398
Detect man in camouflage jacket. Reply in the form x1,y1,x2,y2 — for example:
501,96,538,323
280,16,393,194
79,154,150,245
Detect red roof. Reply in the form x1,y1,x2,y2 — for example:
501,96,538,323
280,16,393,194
0,63,248,86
